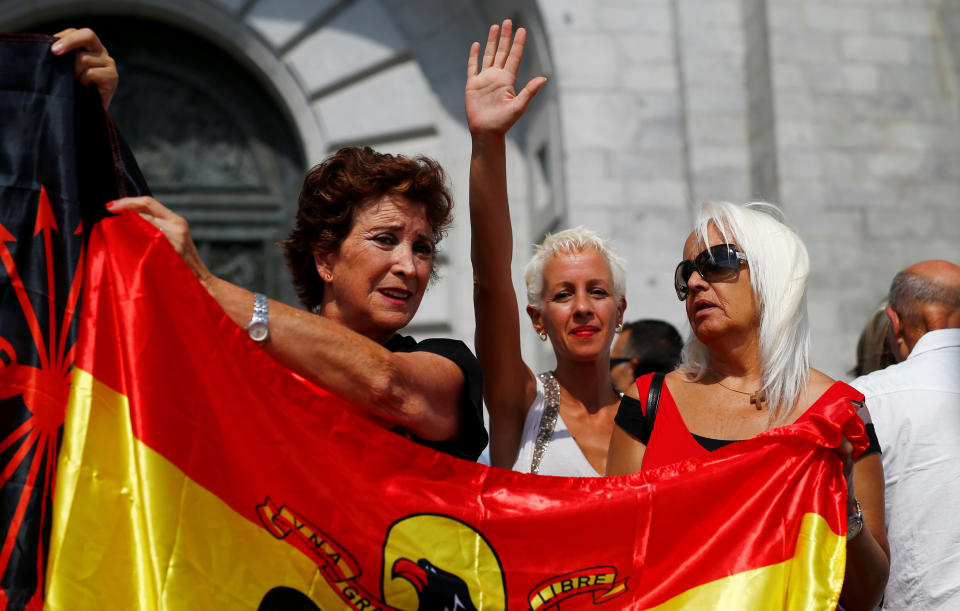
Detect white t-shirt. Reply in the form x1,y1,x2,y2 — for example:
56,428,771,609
511,376,601,477
852,328,960,611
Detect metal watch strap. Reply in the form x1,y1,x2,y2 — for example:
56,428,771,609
247,292,269,342
847,498,863,540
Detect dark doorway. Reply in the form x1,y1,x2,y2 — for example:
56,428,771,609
28,16,306,302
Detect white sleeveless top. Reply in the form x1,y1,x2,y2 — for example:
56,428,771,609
511,376,601,477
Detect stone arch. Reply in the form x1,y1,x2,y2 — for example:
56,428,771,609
16,11,307,301
3,0,562,348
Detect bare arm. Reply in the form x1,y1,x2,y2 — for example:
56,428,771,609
106,197,465,442
465,20,547,468
51,28,117,109
605,382,646,475
839,429,890,609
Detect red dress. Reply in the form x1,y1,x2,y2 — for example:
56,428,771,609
634,373,868,472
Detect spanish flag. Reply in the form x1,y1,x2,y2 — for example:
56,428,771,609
44,202,868,609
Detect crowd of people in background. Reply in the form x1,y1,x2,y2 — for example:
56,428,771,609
58,18,960,611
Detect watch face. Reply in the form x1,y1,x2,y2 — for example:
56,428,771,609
847,509,863,540
248,321,269,342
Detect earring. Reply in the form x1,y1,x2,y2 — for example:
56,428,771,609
538,331,548,342
615,323,623,334
324,273,332,282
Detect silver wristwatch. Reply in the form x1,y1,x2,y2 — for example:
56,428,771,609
847,498,863,540
247,292,269,342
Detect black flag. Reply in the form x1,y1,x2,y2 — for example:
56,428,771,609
0,33,148,609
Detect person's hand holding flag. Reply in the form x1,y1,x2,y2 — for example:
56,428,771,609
50,27,117,109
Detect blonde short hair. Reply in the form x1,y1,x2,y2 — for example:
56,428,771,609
523,226,626,309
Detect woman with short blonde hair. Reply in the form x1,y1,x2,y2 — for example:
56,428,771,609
466,20,626,476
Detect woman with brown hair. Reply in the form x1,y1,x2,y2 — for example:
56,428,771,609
851,303,897,377
109,146,487,460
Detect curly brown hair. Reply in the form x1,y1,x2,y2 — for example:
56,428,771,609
281,146,453,310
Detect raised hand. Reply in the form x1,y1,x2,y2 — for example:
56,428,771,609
51,28,118,109
465,20,547,136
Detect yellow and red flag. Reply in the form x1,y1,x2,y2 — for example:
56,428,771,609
44,211,869,610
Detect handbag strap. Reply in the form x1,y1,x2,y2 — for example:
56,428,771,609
531,371,560,474
645,372,665,436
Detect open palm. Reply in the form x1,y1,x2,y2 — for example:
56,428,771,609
465,20,546,135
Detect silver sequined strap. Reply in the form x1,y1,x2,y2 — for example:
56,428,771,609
531,371,561,474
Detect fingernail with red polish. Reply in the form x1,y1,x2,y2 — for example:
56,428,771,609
105,201,116,210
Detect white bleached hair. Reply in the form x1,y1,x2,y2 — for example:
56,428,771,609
524,226,627,309
679,202,811,425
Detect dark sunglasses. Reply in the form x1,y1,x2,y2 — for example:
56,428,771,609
674,243,747,300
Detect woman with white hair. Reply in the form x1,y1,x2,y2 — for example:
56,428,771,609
465,20,626,476
606,201,890,609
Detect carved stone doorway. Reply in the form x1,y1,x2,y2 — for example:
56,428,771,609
33,16,306,302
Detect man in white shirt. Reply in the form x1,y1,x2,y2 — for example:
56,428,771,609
852,260,960,610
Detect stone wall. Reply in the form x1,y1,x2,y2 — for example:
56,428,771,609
766,0,960,377
536,0,695,338
536,0,960,379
